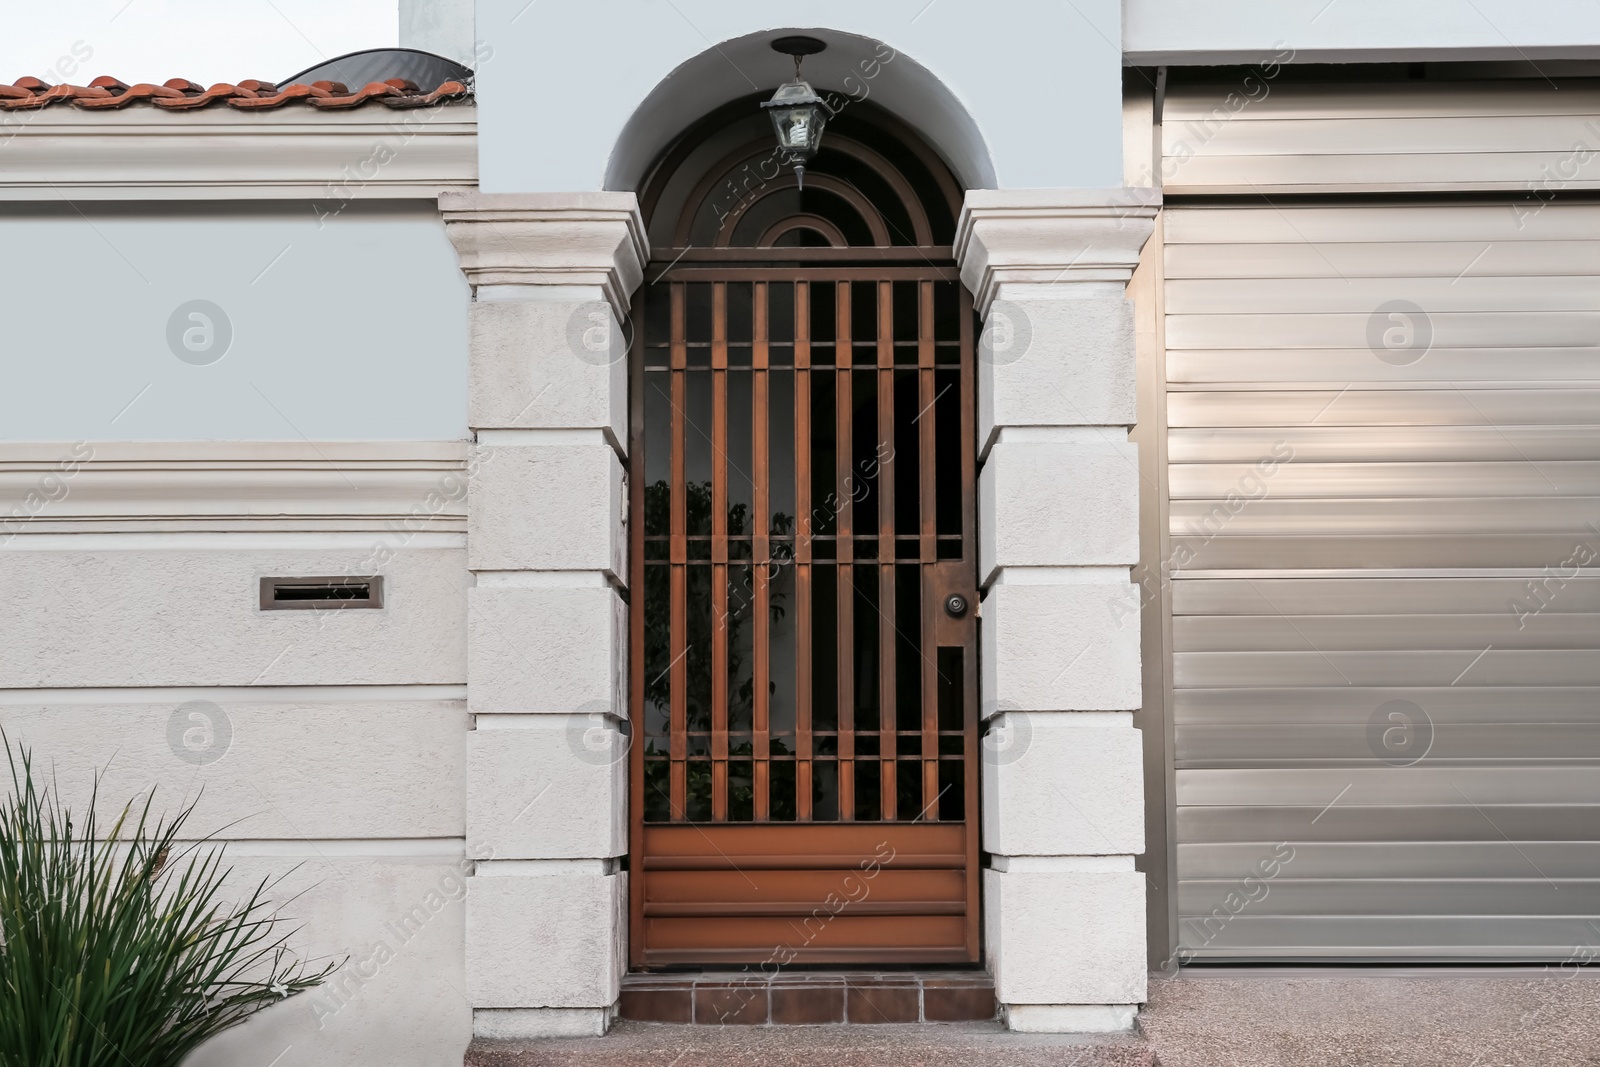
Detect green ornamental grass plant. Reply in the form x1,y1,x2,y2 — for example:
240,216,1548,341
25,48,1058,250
0,737,333,1067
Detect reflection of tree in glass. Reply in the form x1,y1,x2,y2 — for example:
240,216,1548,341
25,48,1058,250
642,479,796,822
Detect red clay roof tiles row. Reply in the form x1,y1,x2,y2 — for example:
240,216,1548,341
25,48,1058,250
0,76,470,111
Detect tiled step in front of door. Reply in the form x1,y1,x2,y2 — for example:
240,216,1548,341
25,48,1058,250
618,971,996,1025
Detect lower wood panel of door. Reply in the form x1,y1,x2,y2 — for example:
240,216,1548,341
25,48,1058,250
636,823,977,966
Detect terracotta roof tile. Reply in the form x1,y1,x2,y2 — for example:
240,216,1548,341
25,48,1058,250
74,78,189,109
0,75,469,112
375,80,469,109
309,77,411,109
225,80,341,109
154,81,277,110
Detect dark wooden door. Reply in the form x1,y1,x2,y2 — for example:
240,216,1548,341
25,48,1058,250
628,269,979,967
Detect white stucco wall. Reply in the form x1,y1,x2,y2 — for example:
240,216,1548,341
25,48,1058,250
0,202,468,441
474,0,1125,191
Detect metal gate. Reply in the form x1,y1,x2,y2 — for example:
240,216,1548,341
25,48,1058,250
627,104,978,968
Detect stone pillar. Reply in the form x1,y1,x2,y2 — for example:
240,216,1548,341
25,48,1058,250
954,189,1159,1034
441,192,645,1039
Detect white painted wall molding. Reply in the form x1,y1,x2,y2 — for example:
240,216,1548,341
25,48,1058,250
0,105,477,202
954,188,1160,314
0,683,468,704
0,440,468,533
0,440,467,467
0,532,466,550
440,191,648,307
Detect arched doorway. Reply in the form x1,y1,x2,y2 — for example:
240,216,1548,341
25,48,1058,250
626,98,980,968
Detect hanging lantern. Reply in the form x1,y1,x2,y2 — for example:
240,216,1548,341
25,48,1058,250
763,36,829,190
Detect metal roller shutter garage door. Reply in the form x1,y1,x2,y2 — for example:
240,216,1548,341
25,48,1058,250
1165,202,1600,960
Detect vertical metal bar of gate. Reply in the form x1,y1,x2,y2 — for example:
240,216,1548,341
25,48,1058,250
794,281,814,822
918,280,939,818
710,282,730,822
669,282,688,821
835,280,855,822
877,280,897,820
752,282,771,821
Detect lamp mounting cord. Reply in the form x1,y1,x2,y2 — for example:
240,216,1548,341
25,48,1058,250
795,53,806,192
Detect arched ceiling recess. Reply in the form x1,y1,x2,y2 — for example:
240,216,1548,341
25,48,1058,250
604,27,995,196
638,97,962,264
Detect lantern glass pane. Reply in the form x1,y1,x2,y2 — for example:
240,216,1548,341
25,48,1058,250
804,109,827,152
768,107,808,151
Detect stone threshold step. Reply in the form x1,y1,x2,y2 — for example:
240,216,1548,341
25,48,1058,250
466,1021,1158,1067
620,970,995,1025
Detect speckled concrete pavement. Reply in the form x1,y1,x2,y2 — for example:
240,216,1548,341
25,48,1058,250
466,1021,1156,1066
464,970,1600,1066
1140,970,1600,1067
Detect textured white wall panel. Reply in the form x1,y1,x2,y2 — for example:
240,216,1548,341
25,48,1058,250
182,852,474,1067
0,546,468,688
0,697,465,840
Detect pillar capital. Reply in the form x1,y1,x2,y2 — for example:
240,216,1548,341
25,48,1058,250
954,188,1160,314
440,191,649,307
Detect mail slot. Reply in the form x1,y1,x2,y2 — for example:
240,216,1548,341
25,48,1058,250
259,576,383,610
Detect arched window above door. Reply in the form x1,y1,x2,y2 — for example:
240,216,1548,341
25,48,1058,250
640,98,962,260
